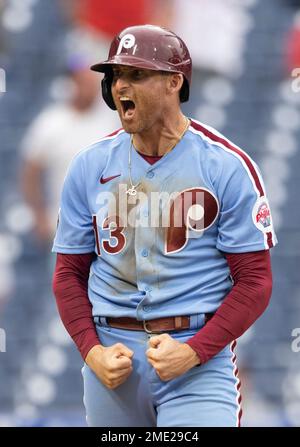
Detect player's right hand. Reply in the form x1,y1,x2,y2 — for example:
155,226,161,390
85,343,134,389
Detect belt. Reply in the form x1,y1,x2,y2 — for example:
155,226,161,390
106,314,214,334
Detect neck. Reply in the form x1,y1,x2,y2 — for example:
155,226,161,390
132,113,189,156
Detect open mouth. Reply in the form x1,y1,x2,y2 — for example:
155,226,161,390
120,97,136,118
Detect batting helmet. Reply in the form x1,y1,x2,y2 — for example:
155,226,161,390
90,24,192,110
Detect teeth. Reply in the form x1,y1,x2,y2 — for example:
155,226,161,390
120,96,131,101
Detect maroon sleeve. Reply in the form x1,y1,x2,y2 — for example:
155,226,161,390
52,252,100,360
186,250,273,364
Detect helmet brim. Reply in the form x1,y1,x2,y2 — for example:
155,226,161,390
91,55,180,74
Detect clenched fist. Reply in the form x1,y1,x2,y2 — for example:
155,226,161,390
146,333,200,381
85,343,134,389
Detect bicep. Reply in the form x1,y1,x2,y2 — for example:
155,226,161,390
52,155,95,254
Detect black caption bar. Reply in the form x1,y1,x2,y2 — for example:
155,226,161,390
0,427,296,445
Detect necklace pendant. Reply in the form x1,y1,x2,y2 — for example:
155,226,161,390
126,186,137,196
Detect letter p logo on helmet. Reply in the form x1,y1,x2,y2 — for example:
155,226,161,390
117,34,136,55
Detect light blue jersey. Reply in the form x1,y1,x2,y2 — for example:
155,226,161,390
52,119,277,321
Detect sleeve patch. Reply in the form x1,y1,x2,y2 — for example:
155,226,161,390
252,196,273,233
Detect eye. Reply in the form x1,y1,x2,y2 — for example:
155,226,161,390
111,68,148,83
112,70,121,82
131,69,145,80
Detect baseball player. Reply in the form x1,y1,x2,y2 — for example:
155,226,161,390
52,25,277,427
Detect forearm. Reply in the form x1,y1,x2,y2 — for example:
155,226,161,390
52,253,101,360
22,161,46,213
186,250,272,364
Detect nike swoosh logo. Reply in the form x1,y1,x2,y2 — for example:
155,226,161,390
100,174,121,184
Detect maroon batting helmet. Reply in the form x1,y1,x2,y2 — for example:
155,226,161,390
90,24,192,110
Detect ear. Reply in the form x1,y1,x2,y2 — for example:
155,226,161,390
166,73,184,97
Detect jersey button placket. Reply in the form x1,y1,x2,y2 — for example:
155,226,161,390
141,249,149,257
146,171,154,179
142,305,152,313
134,166,158,321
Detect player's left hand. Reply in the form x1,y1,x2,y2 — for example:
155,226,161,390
146,333,201,381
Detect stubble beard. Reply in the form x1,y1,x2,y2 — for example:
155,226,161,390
118,110,144,135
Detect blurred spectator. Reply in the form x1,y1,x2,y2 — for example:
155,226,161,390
0,0,6,55
61,0,174,38
285,11,300,75
61,0,174,67
20,54,119,245
172,0,252,77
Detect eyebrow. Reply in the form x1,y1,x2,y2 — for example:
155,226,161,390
112,66,136,73
112,67,163,78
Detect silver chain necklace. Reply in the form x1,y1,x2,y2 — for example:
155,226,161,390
126,136,141,196
126,117,190,197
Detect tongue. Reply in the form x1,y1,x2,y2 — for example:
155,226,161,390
125,106,135,118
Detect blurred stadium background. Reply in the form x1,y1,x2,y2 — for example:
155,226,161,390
0,0,300,427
